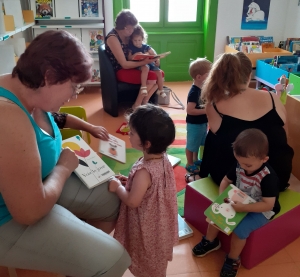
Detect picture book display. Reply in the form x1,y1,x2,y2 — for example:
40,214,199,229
62,135,115,189
204,184,255,235
178,214,193,240
80,0,100,17
132,51,171,61
82,29,104,52
35,0,55,18
99,134,126,164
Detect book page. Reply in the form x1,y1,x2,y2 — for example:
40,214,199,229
99,134,126,164
204,184,254,235
62,136,115,189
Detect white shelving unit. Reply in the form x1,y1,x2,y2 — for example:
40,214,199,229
33,0,104,86
0,22,34,41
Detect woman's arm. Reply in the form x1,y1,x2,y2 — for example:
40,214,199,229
63,114,109,140
106,36,157,69
109,168,151,208
0,104,78,225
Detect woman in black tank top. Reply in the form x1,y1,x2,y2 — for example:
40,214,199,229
187,52,293,192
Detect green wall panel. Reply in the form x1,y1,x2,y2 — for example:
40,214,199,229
148,34,203,81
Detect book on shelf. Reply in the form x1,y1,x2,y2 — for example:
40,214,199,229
62,135,115,189
204,184,255,235
3,0,24,28
82,29,104,52
178,214,193,240
80,0,101,18
55,0,79,18
99,134,126,164
132,51,171,61
35,0,55,18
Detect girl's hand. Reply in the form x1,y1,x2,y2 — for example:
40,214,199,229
109,178,122,192
115,174,128,186
231,201,246,213
89,125,109,141
155,58,160,67
57,148,79,173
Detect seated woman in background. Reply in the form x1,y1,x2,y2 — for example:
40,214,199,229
0,30,130,277
186,52,294,192
105,9,161,109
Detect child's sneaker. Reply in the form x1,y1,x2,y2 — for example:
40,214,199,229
220,255,241,277
157,89,166,98
140,86,148,96
192,236,221,257
193,159,202,166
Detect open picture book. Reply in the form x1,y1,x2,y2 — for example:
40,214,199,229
62,136,115,189
178,214,193,240
132,51,171,61
99,134,126,164
204,184,256,235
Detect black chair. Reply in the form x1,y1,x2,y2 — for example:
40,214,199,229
98,44,157,117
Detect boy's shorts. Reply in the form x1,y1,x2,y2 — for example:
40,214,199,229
233,212,269,239
186,123,207,153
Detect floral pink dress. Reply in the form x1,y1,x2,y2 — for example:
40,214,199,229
114,153,178,277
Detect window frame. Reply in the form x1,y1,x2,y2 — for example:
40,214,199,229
123,0,203,29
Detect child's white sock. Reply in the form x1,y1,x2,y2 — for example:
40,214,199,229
157,89,166,98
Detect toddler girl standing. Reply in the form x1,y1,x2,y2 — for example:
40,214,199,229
109,104,178,277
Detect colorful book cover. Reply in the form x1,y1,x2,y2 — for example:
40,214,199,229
99,134,126,164
88,29,103,51
204,184,255,235
62,135,115,189
80,0,99,17
35,0,54,18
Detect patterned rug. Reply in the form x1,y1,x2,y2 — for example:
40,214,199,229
102,114,188,216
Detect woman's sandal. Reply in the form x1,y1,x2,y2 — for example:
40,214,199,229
185,172,200,183
140,86,148,96
185,164,199,173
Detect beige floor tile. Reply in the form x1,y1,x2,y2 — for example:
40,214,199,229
238,263,300,277
256,247,294,266
195,249,226,272
285,236,300,262
289,174,300,193
166,242,200,275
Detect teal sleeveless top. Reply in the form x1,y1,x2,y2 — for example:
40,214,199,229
0,87,62,226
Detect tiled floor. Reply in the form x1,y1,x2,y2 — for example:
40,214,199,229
1,81,300,277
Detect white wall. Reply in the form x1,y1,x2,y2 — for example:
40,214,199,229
214,0,290,60
284,0,300,37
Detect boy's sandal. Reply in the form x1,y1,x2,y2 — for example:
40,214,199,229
193,159,202,166
185,172,200,183
140,87,148,95
185,164,199,173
